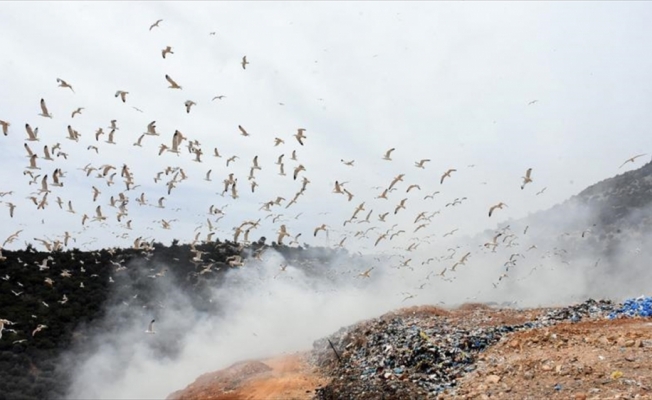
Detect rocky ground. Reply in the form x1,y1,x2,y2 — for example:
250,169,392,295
169,299,652,400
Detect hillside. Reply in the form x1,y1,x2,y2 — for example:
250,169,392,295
2,162,652,399
0,240,352,400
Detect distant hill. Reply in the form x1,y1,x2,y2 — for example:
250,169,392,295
465,159,652,300
0,240,349,400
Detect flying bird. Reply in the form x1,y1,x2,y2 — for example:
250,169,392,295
149,19,163,30
440,168,456,184
145,319,156,334
56,78,74,92
161,46,174,58
619,154,647,169
25,123,39,141
184,100,196,113
488,202,507,217
115,91,129,103
0,120,9,136
241,56,249,69
165,74,182,89
38,99,52,118
521,168,533,189
71,107,84,118
414,159,431,169
294,128,307,145
238,125,250,137
383,148,395,161
314,224,329,237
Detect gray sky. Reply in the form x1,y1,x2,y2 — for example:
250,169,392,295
1,1,651,253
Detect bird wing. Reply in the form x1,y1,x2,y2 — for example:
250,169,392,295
40,99,50,115
165,75,178,86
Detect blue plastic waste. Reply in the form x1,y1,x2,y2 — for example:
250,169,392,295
608,296,652,319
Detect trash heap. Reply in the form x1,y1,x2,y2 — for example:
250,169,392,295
608,296,652,319
537,298,616,324
311,299,620,400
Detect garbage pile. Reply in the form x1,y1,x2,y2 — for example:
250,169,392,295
608,296,652,319
536,298,616,324
311,299,622,400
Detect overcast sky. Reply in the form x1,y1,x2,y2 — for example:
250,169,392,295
1,1,651,253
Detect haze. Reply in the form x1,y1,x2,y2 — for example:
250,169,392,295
1,1,652,399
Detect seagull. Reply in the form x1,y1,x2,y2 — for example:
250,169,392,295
38,99,53,118
241,55,249,69
25,123,39,141
71,107,84,118
314,224,329,237
488,202,507,217
382,148,395,161
619,154,647,169
359,267,374,278
0,319,15,339
32,324,47,337
184,100,196,113
440,169,456,184
528,100,538,105
165,74,182,89
138,123,155,138
115,91,129,103
149,19,163,30
521,168,533,189
414,159,431,169
238,125,250,137
277,224,291,244
56,78,75,92
536,187,547,196
0,120,9,136
145,319,156,334
294,128,307,145
161,46,174,59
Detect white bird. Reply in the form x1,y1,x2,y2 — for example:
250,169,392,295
115,91,129,103
38,99,53,118
165,74,182,89
145,319,156,334
25,123,39,141
162,46,174,59
619,154,647,169
32,324,47,337
521,168,533,189
56,78,75,92
0,319,15,339
294,128,307,145
0,120,10,136
149,19,163,31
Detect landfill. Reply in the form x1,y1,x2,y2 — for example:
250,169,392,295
311,299,625,399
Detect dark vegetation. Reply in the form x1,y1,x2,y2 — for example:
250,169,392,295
0,238,347,400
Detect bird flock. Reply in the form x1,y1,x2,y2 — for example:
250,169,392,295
0,17,650,334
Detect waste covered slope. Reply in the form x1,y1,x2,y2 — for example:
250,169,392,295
310,299,646,399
